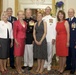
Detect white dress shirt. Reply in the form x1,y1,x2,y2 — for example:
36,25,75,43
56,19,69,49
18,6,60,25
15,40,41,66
69,17,74,21
42,15,56,42
0,20,13,39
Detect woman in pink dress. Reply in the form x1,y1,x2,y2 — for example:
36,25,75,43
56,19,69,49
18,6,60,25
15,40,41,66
13,10,27,74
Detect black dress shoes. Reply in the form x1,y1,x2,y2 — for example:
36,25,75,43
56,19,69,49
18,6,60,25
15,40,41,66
28,67,32,70
10,66,15,69
70,70,75,74
22,66,28,69
64,67,71,71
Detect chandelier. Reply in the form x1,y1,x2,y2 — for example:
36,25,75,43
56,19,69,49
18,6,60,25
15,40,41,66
31,0,45,5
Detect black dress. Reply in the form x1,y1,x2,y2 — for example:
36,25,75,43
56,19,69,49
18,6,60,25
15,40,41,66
33,21,47,60
0,29,10,59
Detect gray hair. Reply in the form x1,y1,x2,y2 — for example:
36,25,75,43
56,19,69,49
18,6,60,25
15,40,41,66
6,7,13,11
25,8,32,13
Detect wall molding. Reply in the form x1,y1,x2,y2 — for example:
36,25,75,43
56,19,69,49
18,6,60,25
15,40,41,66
15,0,56,16
0,0,3,17
15,0,19,16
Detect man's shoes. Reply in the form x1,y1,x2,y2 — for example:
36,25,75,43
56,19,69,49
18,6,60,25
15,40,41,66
22,66,28,69
64,67,71,71
28,67,32,70
44,65,47,69
70,70,75,74
10,66,15,69
47,66,51,71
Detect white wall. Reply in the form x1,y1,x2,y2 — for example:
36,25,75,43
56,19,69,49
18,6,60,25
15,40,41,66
2,0,76,16
3,0,15,16
56,0,76,17
65,0,76,17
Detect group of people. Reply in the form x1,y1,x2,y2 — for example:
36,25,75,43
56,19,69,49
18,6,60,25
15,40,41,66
0,6,76,74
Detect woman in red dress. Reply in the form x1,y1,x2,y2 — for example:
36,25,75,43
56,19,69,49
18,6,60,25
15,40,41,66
13,10,27,74
56,10,70,73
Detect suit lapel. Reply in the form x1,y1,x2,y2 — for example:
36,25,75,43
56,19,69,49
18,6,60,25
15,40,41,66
71,17,75,22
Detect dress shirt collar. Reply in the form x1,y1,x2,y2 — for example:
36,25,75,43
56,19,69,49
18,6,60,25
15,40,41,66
8,16,11,21
69,17,74,21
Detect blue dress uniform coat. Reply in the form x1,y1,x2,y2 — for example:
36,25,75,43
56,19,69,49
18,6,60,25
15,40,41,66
66,17,76,71
8,16,17,67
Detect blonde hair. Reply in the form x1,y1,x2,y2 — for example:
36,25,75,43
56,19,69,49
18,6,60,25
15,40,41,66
17,10,24,16
1,11,8,20
37,12,43,17
45,6,51,11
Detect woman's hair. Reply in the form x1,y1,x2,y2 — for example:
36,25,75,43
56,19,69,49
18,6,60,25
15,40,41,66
17,10,24,16
57,10,66,21
1,11,8,20
37,12,43,17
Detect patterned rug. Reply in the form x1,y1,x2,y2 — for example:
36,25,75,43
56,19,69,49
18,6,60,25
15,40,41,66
0,62,76,75
0,56,76,75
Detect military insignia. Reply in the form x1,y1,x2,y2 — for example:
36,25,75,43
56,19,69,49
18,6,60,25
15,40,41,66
30,27,32,29
49,19,53,23
71,22,76,30
49,19,53,25
29,20,35,26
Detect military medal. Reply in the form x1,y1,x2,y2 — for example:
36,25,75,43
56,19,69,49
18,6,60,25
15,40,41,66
29,20,35,26
71,22,75,30
49,19,53,25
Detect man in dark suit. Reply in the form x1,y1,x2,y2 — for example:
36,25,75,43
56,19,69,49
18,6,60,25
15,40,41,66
65,8,76,74
6,8,17,69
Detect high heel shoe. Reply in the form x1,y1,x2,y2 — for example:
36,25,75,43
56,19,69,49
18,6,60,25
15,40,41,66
0,70,7,74
21,69,24,73
36,68,40,73
59,70,64,74
4,69,8,72
5,70,8,73
17,70,22,74
38,69,44,74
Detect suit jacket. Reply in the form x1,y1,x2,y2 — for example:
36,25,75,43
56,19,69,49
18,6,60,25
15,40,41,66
8,16,17,26
66,17,76,48
13,20,27,39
